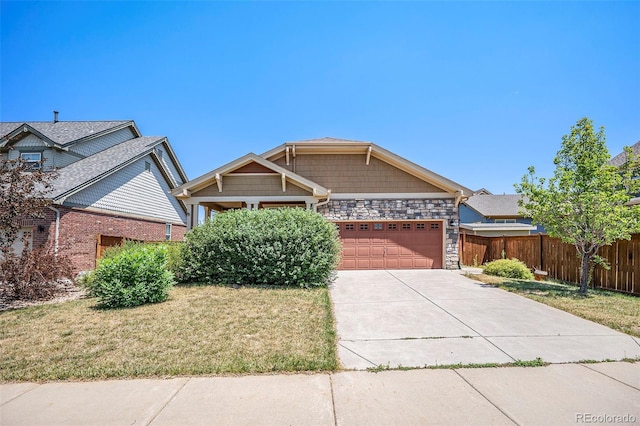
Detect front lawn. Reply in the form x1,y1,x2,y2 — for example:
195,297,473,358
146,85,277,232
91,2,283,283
467,274,640,338
0,285,338,382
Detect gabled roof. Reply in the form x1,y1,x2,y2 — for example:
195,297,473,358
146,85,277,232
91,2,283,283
0,121,139,148
463,194,525,218
171,153,330,198
609,141,640,167
50,136,182,203
261,137,473,196
473,188,493,195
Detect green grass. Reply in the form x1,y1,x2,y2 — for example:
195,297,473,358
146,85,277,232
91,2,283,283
0,284,338,382
366,357,548,372
466,274,640,338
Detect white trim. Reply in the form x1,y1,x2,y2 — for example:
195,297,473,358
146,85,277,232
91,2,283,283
226,173,278,176
459,223,537,232
184,195,320,203
330,193,454,200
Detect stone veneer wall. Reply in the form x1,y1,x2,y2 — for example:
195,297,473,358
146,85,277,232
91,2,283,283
317,199,460,269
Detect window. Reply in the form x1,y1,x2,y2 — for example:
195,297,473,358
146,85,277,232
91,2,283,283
402,223,411,230
416,223,426,230
359,223,369,231
494,219,517,224
345,224,355,231
20,152,41,169
373,223,383,231
430,223,439,229
165,223,172,241
388,223,397,231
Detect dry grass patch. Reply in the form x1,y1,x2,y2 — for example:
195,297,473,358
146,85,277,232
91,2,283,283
0,285,337,382
465,274,640,338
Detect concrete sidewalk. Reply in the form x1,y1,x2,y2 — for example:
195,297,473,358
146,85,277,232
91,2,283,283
2,363,638,425
331,270,640,369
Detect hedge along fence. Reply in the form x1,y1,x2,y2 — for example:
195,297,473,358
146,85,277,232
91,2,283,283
459,233,640,295
179,208,342,287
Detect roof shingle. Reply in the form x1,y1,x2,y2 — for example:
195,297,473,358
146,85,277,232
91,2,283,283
463,194,525,217
0,121,133,146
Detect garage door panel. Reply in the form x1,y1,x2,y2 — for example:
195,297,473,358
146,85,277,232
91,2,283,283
370,258,385,269
341,259,357,269
385,246,400,256
371,246,385,256
356,246,371,256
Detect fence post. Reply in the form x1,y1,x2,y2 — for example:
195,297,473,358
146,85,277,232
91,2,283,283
503,236,507,259
540,233,544,270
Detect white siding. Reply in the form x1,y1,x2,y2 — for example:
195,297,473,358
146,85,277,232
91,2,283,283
155,144,184,186
14,134,47,147
42,148,55,170
64,156,186,224
54,151,82,168
70,127,136,157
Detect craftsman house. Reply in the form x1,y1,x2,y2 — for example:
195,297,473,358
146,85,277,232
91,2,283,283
0,116,188,271
171,137,472,270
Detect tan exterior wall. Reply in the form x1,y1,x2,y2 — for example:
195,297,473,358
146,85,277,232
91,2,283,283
192,175,312,197
273,154,446,193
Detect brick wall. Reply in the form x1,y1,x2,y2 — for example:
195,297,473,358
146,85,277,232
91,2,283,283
28,206,186,272
317,198,460,269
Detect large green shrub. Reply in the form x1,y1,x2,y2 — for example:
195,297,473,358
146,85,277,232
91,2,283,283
179,208,341,287
483,258,534,280
89,243,174,308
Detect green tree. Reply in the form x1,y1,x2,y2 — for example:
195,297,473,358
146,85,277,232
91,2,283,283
515,117,640,294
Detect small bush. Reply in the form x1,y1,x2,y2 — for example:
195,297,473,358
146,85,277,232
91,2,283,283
179,208,341,287
165,242,186,282
483,258,534,280
89,243,174,308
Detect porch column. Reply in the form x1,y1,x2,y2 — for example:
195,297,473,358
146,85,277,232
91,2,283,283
192,203,200,227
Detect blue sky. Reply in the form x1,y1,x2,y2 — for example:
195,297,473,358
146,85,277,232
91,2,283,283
1,1,638,194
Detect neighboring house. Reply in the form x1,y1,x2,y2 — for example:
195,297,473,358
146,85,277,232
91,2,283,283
171,137,472,270
0,115,188,271
609,140,640,206
460,194,542,236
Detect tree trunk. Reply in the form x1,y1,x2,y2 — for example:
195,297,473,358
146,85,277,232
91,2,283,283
579,252,590,294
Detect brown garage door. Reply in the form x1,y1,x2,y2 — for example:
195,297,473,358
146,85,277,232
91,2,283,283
337,221,443,270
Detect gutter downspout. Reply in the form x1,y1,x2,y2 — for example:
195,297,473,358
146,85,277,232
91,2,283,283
314,190,332,212
47,206,60,254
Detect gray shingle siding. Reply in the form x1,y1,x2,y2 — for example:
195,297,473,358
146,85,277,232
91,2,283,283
70,127,136,157
64,156,186,224
13,134,47,148
155,144,184,186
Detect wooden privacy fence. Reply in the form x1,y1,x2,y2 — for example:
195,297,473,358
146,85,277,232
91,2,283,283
459,233,639,296
96,234,146,261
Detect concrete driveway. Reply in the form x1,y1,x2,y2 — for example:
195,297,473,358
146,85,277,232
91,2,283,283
330,270,640,369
